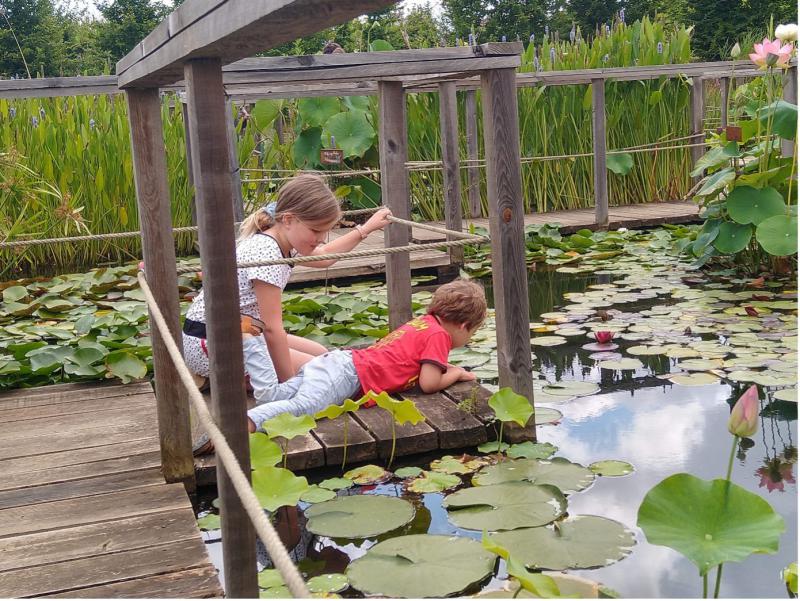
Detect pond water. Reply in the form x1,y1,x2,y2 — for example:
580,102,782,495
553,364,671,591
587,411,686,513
200,255,797,598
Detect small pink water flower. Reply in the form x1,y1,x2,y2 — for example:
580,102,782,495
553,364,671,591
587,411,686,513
749,38,794,70
728,384,759,438
594,331,615,344
757,457,795,493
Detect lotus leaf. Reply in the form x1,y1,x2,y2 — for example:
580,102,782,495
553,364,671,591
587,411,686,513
773,388,796,402
531,336,567,347
307,574,349,594
263,413,316,441
478,441,509,453
489,387,533,427
751,371,796,387
2,285,29,303
668,372,721,386
323,111,375,158
298,97,341,128
430,455,486,475
637,473,785,576
408,470,462,493
319,477,353,490
599,358,643,370
589,460,634,476
346,534,496,598
251,467,309,511
343,464,391,485
626,345,669,356
727,186,785,225
713,222,753,254
250,433,282,469
756,215,798,256
300,485,337,503
105,350,146,383
393,466,423,479
473,457,594,493
305,495,415,538
725,370,761,382
542,381,599,397
443,481,567,530
196,512,220,531
370,391,425,426
506,441,558,459
676,358,724,371
534,407,563,425
249,99,282,130
292,127,323,168
492,515,636,570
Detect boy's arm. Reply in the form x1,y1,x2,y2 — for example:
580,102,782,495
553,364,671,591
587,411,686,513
418,363,475,394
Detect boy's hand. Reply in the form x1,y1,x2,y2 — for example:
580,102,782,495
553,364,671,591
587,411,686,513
457,368,477,382
363,207,392,233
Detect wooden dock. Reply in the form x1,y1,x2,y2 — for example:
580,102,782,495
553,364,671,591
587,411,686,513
288,200,699,284
0,381,222,598
194,381,500,485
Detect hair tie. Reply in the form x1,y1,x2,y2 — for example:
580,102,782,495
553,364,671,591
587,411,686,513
262,202,277,218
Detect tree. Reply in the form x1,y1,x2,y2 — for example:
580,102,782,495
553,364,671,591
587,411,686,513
96,0,169,64
0,0,66,77
568,0,622,36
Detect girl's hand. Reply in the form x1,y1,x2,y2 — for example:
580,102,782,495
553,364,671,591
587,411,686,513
363,207,393,234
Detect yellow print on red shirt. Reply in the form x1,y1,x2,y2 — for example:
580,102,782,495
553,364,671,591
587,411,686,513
371,317,429,349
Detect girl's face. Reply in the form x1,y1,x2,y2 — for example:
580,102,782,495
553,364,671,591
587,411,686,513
283,214,338,255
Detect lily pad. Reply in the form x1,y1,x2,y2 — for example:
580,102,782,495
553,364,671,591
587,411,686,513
599,358,644,371
408,471,462,493
727,186,785,225
637,473,785,576
668,372,720,386
676,358,724,371
346,534,496,598
534,407,563,425
472,457,595,494
443,481,567,531
773,388,797,403
263,413,316,441
252,467,309,512
713,222,753,254
626,345,669,356
305,495,415,538
542,381,600,397
318,477,353,490
756,215,798,256
589,460,634,477
250,433,282,469
430,455,486,475
393,466,424,479
307,574,349,594
582,342,619,352
300,485,337,503
531,336,567,347
105,350,146,383
506,441,558,460
343,464,392,485
492,515,636,570
478,441,509,453
197,512,220,531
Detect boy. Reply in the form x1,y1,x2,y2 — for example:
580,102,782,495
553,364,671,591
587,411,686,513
193,279,486,454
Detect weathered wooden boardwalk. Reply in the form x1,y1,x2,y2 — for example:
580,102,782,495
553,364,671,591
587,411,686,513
289,200,699,284
195,381,499,485
0,381,222,598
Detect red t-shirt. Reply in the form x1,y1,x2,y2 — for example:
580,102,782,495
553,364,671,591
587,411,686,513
351,314,452,396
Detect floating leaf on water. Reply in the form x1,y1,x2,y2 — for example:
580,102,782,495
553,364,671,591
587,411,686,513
393,466,423,479
676,358,724,371
599,358,644,371
668,372,721,386
478,441,509,453
531,336,567,347
589,351,622,361
197,512,220,531
343,464,391,485
305,495,415,538
589,460,635,477
751,371,796,387
582,342,620,352
258,569,285,589
473,457,595,493
534,407,563,424
637,473,785,576
506,441,558,459
430,455,487,475
542,381,600,397
346,534,496,598
443,482,567,531
493,515,636,571
774,388,797,403
307,574,349,594
252,467,310,512
319,477,353,490
300,485,337,504
627,345,669,356
408,470,462,493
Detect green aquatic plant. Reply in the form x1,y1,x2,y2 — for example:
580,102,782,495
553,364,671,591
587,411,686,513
314,395,368,469
368,390,425,469
481,531,561,598
487,387,534,453
262,412,316,468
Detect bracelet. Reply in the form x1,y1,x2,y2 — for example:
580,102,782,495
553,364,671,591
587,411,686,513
354,224,368,240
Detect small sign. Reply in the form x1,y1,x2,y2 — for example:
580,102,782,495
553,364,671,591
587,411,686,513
725,125,743,142
320,148,344,165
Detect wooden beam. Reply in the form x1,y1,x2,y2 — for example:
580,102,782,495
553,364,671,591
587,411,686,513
0,75,119,99
438,81,463,264
464,90,481,218
591,79,608,228
689,76,706,183
480,67,535,427
378,81,412,330
117,0,400,88
125,88,195,490
782,66,797,158
183,57,257,598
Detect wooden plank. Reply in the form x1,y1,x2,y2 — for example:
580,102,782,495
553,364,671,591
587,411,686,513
0,483,191,538
0,380,151,406
480,67,535,429
402,389,486,449
591,79,608,228
353,406,437,459
0,404,151,438
311,414,377,466
0,391,153,423
379,80,412,330
0,450,162,492
127,87,195,488
441,382,499,441
0,423,156,459
116,0,398,87
285,433,325,471
184,57,257,598
439,80,463,264
49,566,223,598
0,507,198,572
0,537,211,598
464,89,482,218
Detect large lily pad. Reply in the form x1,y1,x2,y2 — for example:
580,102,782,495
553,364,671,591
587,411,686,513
506,441,558,460
637,473,785,576
589,460,634,476
756,215,798,257
407,471,462,493
727,186,785,225
305,495,415,538
346,534,496,598
542,381,599,397
472,457,595,494
492,515,636,570
443,481,567,531
599,358,643,371
713,222,753,254
531,336,567,347
342,465,391,485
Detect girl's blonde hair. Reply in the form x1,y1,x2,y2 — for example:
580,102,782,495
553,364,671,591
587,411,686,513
238,173,341,240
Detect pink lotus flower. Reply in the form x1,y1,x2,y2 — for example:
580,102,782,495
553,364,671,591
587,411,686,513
594,331,615,344
728,385,759,438
749,38,794,70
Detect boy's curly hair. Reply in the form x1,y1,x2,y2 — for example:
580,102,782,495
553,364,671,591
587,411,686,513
427,279,487,330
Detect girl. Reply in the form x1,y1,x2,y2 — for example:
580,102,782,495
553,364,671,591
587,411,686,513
183,172,391,400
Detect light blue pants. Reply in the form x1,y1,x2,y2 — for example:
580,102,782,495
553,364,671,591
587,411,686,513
242,335,299,402
247,349,361,431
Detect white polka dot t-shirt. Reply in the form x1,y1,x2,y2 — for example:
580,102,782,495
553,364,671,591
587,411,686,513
183,233,294,375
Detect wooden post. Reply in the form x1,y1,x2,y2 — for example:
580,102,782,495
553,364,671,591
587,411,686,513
591,79,608,228
378,81,412,330
438,81,463,264
689,76,706,182
782,66,797,158
184,58,257,599
719,77,729,128
180,95,197,227
126,88,195,491
225,98,245,222
480,67,535,438
465,90,481,218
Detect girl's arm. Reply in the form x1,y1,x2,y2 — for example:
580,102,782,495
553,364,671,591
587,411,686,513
418,363,475,394
301,208,392,269
253,280,294,382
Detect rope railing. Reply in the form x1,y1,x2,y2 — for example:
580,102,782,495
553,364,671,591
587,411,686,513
136,272,311,598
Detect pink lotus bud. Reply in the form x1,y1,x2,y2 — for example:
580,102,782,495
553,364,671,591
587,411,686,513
728,385,759,438
138,261,145,271
594,331,615,344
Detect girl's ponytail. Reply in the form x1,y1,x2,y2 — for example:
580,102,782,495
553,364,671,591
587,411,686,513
238,205,275,240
